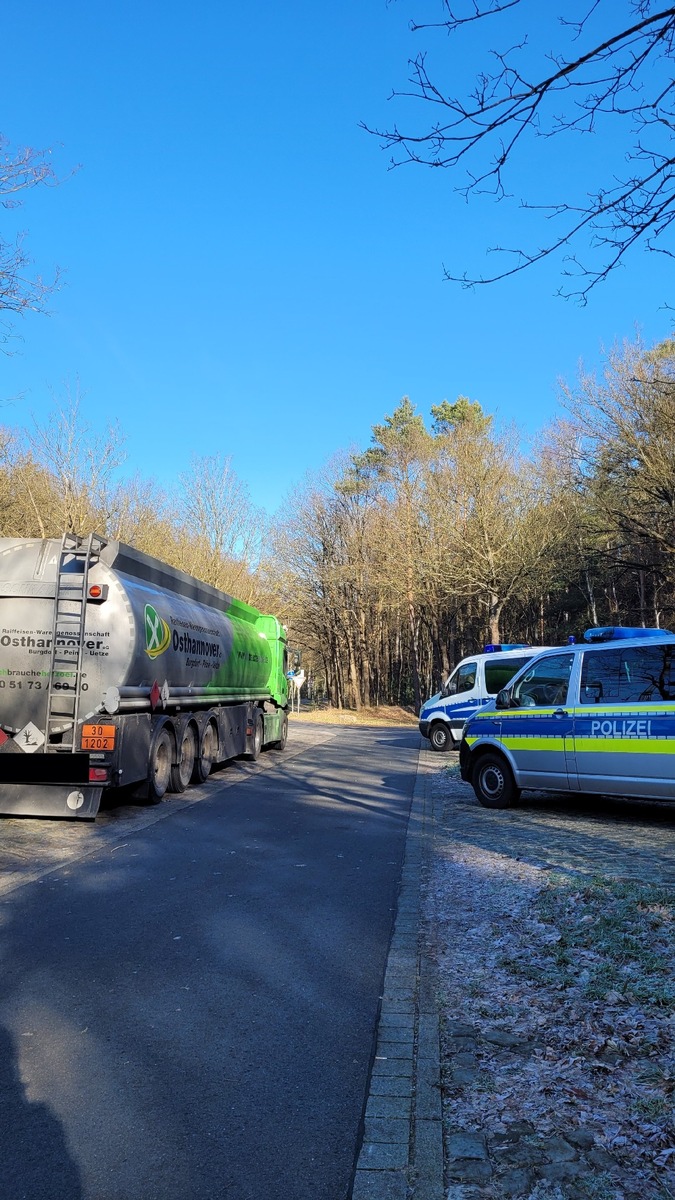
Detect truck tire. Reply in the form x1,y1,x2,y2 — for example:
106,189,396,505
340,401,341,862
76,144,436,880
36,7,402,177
473,752,520,809
192,720,218,784
246,711,263,761
170,724,197,793
147,727,173,805
429,722,453,752
271,714,288,751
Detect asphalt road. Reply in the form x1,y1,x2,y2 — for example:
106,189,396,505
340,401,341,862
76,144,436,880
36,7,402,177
0,722,420,1200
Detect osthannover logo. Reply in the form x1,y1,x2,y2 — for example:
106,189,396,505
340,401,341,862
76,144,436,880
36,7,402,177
145,604,171,659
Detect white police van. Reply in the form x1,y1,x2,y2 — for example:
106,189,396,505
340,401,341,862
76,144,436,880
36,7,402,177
459,626,675,807
419,644,552,752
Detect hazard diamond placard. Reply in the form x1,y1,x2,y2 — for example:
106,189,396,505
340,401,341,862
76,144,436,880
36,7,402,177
15,722,46,754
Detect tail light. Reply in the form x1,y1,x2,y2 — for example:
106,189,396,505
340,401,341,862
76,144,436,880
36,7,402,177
89,767,109,783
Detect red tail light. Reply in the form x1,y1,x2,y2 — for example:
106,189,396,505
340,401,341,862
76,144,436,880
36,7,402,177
89,767,109,783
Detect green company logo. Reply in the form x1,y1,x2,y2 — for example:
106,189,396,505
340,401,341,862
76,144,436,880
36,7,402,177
145,604,171,659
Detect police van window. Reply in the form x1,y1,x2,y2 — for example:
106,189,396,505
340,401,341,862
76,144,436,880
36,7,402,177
619,645,675,702
579,649,622,705
580,645,675,704
511,653,574,708
456,662,477,693
484,656,529,695
445,662,477,696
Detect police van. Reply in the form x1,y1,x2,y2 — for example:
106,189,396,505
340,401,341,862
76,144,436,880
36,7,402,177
419,644,551,752
459,627,675,807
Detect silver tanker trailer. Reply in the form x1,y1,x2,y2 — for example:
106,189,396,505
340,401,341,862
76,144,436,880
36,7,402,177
0,533,290,818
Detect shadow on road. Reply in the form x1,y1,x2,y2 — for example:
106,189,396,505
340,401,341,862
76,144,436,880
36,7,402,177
439,769,675,884
516,790,675,826
0,1024,83,1200
0,723,419,1200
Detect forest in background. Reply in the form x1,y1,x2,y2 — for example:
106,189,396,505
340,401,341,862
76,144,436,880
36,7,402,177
2,336,675,711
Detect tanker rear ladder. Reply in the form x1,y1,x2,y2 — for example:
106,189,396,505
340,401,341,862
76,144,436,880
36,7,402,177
44,532,107,753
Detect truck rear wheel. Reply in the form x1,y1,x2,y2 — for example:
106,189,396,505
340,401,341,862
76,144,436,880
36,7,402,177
170,724,196,792
271,714,288,750
192,721,217,784
147,728,172,805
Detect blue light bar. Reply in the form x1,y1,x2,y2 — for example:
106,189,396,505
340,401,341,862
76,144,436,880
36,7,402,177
483,643,529,653
583,626,674,643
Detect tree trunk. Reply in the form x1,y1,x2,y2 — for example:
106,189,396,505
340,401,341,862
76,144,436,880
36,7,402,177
583,568,598,626
488,594,503,644
358,608,372,708
406,569,422,711
346,628,361,710
638,569,647,627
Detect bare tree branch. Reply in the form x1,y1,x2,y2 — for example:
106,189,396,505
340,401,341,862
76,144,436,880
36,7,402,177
0,135,62,347
365,2,675,299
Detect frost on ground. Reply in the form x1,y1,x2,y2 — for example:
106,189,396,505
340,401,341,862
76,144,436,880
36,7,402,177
427,769,675,1200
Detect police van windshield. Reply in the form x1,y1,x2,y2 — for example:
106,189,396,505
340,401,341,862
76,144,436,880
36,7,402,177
511,653,574,708
442,661,477,698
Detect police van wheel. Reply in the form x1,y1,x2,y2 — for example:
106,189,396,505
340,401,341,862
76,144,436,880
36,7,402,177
429,722,453,753
473,753,518,809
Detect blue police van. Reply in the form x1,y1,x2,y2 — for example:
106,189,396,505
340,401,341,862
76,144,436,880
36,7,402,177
419,644,551,752
459,627,675,807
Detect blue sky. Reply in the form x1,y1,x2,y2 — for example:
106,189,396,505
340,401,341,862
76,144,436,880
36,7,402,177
2,1,673,515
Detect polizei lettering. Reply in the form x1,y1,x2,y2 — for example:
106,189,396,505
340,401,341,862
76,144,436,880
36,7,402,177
172,630,220,658
590,719,652,738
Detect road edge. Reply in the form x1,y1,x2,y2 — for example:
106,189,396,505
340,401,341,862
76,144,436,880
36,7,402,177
350,744,444,1200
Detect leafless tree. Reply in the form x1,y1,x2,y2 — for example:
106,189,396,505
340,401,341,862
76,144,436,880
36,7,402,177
174,454,266,598
560,337,675,625
1,136,61,346
25,384,126,534
365,2,675,299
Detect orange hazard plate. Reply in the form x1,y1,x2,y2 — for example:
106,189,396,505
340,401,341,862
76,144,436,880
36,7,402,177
81,723,116,751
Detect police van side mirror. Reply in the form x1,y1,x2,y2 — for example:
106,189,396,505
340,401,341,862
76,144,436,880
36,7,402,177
496,688,511,709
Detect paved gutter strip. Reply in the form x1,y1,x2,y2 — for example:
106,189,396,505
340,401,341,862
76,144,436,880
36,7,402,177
351,745,443,1200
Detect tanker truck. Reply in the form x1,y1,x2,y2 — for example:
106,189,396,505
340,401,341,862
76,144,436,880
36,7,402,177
0,533,290,819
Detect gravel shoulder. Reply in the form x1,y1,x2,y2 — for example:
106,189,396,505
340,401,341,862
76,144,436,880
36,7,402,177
426,756,675,1200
